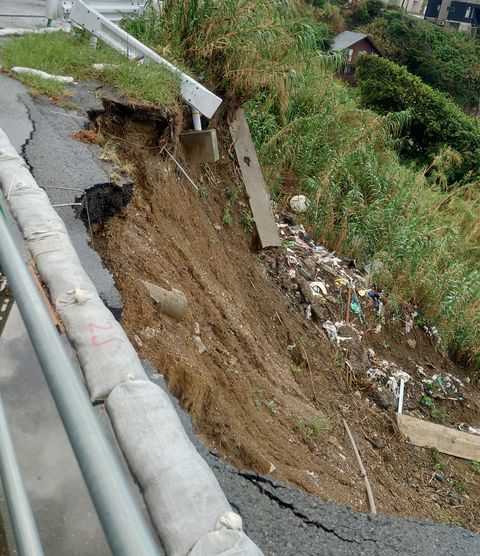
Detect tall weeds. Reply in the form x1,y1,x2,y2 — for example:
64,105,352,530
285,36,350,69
123,0,333,103
130,0,480,369
245,69,480,368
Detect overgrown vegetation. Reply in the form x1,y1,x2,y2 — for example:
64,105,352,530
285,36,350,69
122,0,333,102
245,66,480,368
364,10,480,111
356,55,480,183
0,31,180,108
342,0,386,28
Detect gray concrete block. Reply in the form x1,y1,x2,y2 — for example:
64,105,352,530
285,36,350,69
180,128,220,164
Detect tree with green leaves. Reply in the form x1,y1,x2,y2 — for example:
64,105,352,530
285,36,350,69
365,11,480,111
356,54,480,183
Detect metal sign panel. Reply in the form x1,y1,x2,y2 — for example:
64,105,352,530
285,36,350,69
69,0,222,118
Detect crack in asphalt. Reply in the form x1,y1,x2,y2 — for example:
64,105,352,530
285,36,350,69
20,100,35,172
237,471,377,546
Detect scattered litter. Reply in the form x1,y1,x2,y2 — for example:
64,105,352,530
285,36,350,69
335,277,348,287
367,368,387,381
92,63,119,71
367,359,411,399
194,322,201,336
426,326,442,345
12,66,74,83
404,311,418,334
367,289,384,316
388,370,411,398
310,281,327,296
350,292,364,324
305,305,312,320
422,373,465,402
322,321,353,345
289,195,309,213
407,338,416,349
459,424,480,437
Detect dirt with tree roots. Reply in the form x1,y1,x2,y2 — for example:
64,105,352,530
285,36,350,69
88,99,480,533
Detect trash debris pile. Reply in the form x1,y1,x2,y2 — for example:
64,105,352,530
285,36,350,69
366,355,411,399
272,222,383,320
420,371,466,406
259,210,480,432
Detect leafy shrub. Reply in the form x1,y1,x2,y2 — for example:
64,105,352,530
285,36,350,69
356,54,480,182
365,11,480,111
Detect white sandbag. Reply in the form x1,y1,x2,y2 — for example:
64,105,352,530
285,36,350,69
0,128,146,401
2,169,96,301
107,380,260,556
189,512,262,555
58,295,147,401
0,126,263,555
0,27,70,37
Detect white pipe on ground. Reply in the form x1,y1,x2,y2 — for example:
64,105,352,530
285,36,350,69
398,377,405,414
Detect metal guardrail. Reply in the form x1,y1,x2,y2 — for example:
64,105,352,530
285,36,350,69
0,393,44,556
70,0,222,119
0,198,160,556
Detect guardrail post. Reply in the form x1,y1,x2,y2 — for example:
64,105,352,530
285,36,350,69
0,394,45,556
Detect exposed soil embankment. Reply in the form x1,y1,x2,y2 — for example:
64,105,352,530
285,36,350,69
88,99,480,532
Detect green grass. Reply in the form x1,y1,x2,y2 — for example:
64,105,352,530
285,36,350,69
293,417,329,435
291,364,302,375
470,460,480,474
102,61,180,108
240,211,255,233
221,204,232,226
307,418,329,436
0,30,180,109
432,448,446,472
14,72,67,98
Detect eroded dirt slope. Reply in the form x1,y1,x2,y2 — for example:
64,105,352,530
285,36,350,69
89,100,480,532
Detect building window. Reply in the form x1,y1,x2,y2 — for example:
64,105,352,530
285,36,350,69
465,7,472,17
347,48,354,62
